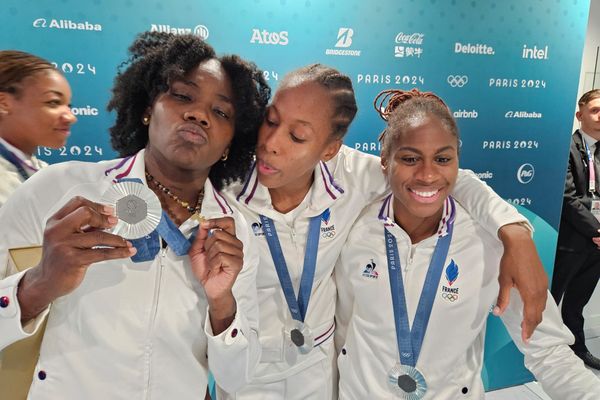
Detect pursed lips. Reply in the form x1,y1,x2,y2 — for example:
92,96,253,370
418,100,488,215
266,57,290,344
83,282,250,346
177,122,208,144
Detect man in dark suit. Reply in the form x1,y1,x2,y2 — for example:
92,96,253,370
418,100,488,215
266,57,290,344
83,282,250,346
553,89,600,369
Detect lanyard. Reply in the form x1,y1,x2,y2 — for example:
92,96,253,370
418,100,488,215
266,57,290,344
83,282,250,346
584,140,596,195
260,210,324,322
385,198,455,367
0,141,33,181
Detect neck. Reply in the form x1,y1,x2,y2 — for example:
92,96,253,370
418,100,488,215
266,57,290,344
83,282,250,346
0,132,35,156
582,127,600,141
144,149,208,201
268,172,314,214
392,199,443,243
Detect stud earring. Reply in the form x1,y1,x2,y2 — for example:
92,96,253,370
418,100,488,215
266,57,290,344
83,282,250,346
142,115,150,125
221,150,229,162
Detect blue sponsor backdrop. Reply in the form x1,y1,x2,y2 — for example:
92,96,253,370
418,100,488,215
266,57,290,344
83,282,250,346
0,0,590,391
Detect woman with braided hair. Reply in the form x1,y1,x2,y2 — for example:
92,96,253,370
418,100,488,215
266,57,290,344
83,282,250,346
0,31,270,399
335,88,600,399
221,65,547,399
0,50,77,206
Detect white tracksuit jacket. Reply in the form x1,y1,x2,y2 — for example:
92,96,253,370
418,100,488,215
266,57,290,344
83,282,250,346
0,137,47,207
0,149,260,399
221,145,529,399
335,193,600,400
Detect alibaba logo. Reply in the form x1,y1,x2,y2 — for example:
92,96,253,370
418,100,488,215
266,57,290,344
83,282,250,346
33,18,47,28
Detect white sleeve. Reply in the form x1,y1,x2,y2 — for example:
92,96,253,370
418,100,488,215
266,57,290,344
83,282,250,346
500,288,600,399
207,214,260,395
0,174,49,350
452,169,532,237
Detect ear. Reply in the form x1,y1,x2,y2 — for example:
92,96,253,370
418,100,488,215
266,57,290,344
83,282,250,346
380,151,388,174
576,110,582,122
0,92,13,115
321,137,342,162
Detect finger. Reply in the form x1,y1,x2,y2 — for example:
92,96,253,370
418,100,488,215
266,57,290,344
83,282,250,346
205,239,244,262
190,225,210,255
201,217,236,236
59,205,118,233
76,245,137,265
494,277,512,316
72,231,132,250
206,252,243,274
52,196,114,221
204,230,243,251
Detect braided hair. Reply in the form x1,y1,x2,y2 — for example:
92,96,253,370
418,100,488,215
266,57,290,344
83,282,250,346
280,64,357,139
0,50,58,98
373,88,458,156
108,31,271,190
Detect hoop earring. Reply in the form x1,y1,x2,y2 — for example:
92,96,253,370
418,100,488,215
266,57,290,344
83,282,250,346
221,150,229,162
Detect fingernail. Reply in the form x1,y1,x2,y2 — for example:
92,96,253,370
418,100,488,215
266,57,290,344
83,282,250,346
492,306,501,316
125,241,133,247
108,216,118,224
129,247,137,255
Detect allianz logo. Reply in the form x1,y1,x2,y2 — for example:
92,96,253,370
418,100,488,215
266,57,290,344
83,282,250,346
453,109,478,119
71,106,99,116
33,18,102,31
250,29,289,45
505,111,542,119
150,24,209,40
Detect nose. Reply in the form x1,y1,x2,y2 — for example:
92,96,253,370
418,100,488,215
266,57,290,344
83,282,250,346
415,160,438,184
259,122,282,155
184,108,210,128
63,107,77,125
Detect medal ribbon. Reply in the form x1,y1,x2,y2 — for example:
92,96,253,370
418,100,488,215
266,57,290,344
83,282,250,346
115,178,198,262
260,210,325,322
584,140,596,195
0,141,35,181
385,198,455,367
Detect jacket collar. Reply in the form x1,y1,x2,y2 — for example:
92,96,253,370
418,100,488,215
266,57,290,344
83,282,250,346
235,160,345,219
102,149,234,220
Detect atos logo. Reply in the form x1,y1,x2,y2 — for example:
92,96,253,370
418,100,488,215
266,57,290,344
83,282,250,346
250,29,289,45
517,163,535,184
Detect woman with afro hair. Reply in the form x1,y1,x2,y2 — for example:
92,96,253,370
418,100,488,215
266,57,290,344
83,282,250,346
0,31,270,399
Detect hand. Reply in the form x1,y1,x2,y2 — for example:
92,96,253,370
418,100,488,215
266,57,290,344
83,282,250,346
592,229,600,249
17,196,136,321
189,216,243,333
495,223,548,343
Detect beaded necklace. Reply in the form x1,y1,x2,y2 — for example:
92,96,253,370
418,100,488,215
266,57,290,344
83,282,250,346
145,171,204,214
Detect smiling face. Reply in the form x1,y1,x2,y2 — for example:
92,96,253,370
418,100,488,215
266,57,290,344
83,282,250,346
382,115,459,233
145,58,235,173
0,69,76,154
255,81,341,194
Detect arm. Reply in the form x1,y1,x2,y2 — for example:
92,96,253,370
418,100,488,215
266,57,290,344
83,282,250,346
453,169,547,341
334,244,355,355
500,288,600,399
191,216,260,394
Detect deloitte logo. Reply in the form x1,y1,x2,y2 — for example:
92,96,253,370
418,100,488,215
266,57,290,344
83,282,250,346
517,163,535,184
325,27,361,57
250,29,288,45
505,111,543,119
453,109,478,119
150,24,209,40
33,18,102,31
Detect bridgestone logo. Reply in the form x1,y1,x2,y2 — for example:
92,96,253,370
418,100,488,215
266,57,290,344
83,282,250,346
325,49,361,56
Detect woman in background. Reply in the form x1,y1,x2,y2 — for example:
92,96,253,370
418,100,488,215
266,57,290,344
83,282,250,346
0,50,76,206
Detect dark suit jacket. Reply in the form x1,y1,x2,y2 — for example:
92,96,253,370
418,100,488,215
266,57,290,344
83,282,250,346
557,130,600,252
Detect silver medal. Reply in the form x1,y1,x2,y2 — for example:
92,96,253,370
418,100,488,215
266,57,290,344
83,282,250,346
387,364,427,399
101,181,162,239
287,320,314,355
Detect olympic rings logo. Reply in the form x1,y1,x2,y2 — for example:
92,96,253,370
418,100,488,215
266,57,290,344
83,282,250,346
442,293,459,302
447,75,469,87
321,231,336,239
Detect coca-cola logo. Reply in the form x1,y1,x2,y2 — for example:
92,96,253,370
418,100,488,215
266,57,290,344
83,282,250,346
395,32,424,45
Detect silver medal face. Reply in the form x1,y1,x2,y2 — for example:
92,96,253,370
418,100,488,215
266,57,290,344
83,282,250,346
387,364,427,399
288,320,314,355
101,181,162,239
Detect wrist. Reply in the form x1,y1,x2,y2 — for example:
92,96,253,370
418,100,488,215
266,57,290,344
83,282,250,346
17,267,55,322
208,292,236,334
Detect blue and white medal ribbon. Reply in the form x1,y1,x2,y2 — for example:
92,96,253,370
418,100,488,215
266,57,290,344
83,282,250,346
385,197,456,399
260,210,325,354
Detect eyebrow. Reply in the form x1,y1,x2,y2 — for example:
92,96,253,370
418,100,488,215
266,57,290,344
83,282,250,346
396,145,456,154
43,90,64,97
178,79,233,105
270,105,315,132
